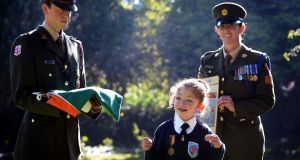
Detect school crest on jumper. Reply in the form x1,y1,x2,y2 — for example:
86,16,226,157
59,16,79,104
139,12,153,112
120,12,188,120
187,141,199,158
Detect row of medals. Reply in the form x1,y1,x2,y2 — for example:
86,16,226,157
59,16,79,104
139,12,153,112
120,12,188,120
233,64,258,81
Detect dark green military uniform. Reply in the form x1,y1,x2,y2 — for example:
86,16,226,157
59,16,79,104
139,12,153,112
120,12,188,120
10,25,86,159
198,2,275,160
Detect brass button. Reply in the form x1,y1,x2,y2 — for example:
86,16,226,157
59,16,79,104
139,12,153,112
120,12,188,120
251,120,254,124
220,90,224,95
221,77,225,81
67,114,70,119
220,116,224,122
65,81,69,86
208,70,211,73
49,73,52,77
31,119,35,123
64,65,68,70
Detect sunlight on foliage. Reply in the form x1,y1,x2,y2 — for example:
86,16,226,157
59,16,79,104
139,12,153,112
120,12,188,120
283,45,300,61
287,29,300,39
102,137,113,147
120,0,173,25
132,122,144,142
124,79,169,109
284,29,300,61
82,135,89,143
87,153,142,160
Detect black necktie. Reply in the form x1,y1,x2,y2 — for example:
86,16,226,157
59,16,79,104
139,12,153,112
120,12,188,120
180,123,189,141
56,36,65,59
224,54,232,72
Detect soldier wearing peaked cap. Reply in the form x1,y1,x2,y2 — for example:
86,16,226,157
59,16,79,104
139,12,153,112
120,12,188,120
10,0,102,159
198,2,275,160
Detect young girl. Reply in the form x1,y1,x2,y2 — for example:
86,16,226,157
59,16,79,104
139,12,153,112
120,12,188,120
141,78,225,160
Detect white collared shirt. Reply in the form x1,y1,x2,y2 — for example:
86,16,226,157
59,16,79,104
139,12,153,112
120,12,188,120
173,113,197,134
223,44,243,63
42,21,63,41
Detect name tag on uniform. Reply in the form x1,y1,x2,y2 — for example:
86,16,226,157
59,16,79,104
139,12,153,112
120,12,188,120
205,65,214,69
44,59,55,65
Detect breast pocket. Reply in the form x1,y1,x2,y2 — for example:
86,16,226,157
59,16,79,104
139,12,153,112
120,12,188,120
36,59,61,88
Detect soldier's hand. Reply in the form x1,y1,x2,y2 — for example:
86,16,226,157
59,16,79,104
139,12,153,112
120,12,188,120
89,96,102,113
218,95,235,112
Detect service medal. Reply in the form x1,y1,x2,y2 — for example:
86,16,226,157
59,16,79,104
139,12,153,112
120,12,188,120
168,147,175,156
169,135,175,144
252,75,258,81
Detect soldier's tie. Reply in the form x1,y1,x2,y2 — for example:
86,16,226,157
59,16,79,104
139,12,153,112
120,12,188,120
56,35,65,60
224,54,232,72
180,123,189,141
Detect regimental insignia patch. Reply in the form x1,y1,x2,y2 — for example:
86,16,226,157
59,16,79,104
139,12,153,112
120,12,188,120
264,64,273,85
14,45,22,56
265,75,273,85
188,141,199,158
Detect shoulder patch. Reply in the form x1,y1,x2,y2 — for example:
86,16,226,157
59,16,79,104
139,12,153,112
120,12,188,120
14,45,22,56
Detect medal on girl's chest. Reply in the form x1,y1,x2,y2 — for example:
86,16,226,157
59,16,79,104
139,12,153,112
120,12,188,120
168,135,175,156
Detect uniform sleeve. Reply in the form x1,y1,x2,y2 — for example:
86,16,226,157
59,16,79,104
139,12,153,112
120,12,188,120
10,36,60,117
234,54,275,119
198,55,208,78
209,144,225,160
202,125,225,160
79,42,86,88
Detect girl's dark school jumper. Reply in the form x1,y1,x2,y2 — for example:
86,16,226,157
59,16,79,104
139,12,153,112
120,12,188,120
145,119,225,160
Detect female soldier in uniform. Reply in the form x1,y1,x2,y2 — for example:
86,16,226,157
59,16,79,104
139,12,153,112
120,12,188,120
198,2,275,160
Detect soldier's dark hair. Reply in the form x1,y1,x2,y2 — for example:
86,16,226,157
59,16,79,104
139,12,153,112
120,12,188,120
41,0,52,7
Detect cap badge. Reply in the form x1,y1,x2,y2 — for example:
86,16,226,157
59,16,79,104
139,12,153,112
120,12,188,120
221,9,228,16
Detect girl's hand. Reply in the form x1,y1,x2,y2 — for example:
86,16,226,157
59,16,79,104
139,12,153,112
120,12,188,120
204,134,223,148
141,137,153,151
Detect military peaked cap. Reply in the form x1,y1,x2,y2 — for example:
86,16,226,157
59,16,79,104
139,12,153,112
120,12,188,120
52,0,78,12
212,2,247,26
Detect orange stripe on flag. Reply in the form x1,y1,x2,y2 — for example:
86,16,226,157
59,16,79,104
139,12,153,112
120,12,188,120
47,93,79,117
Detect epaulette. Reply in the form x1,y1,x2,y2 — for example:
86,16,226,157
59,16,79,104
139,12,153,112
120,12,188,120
201,48,222,60
69,36,82,44
19,28,36,37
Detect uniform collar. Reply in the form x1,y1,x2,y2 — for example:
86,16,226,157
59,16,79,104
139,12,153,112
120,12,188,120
174,113,197,134
223,44,243,63
42,21,64,41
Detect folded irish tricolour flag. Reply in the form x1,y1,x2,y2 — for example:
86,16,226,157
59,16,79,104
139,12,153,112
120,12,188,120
46,87,123,122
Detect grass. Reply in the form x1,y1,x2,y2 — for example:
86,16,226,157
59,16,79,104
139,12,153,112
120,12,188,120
83,153,143,160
